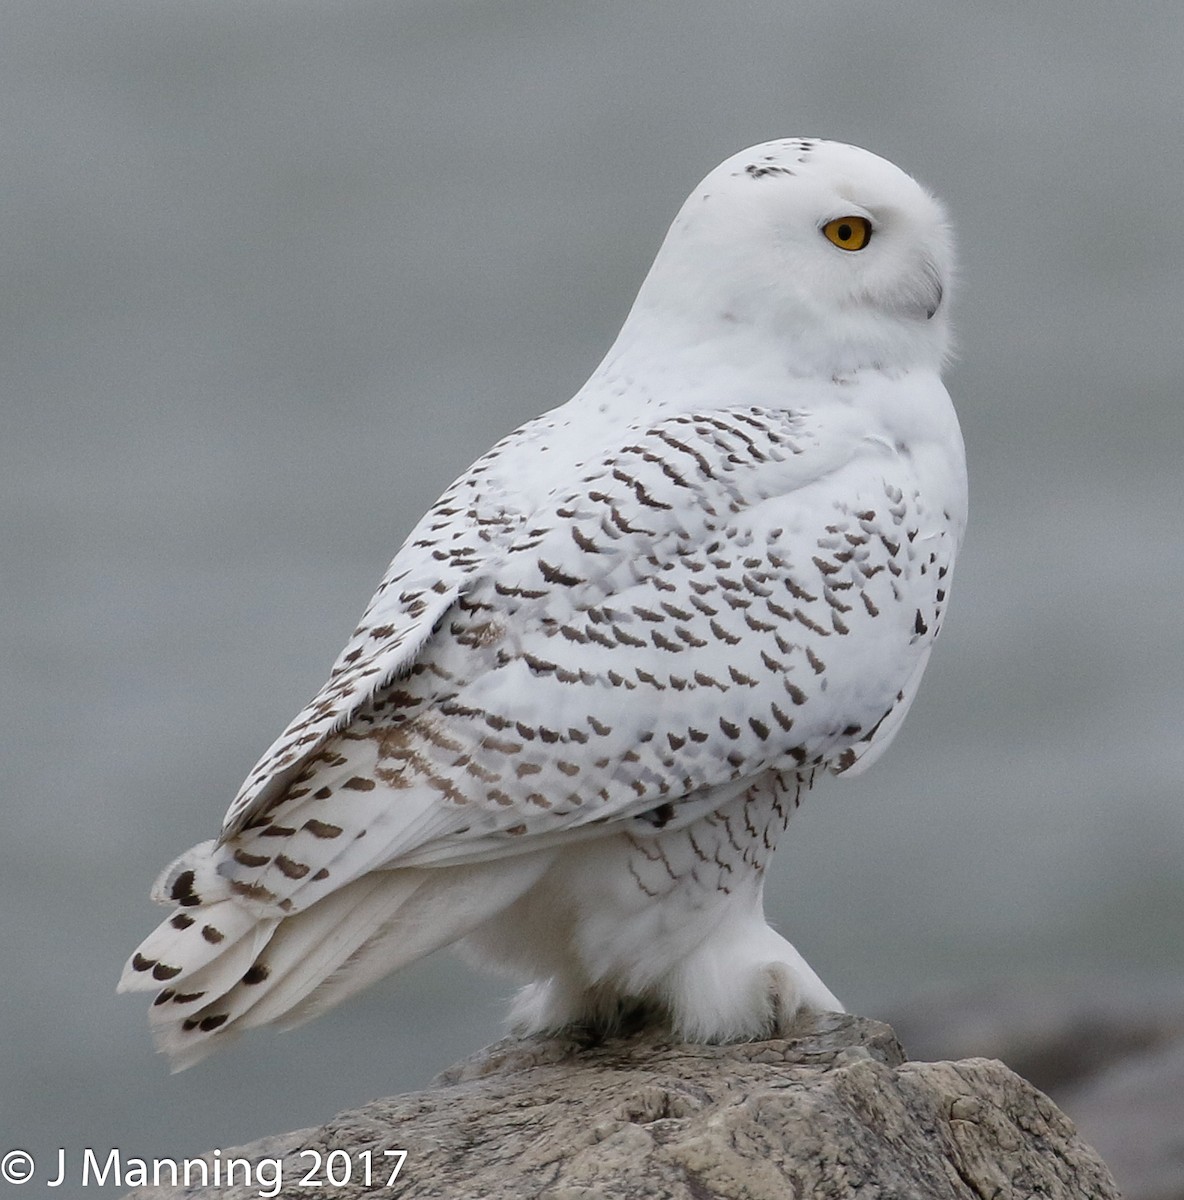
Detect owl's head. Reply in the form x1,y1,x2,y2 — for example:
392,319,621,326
632,139,954,377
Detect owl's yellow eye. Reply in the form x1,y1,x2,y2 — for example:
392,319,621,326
822,215,873,251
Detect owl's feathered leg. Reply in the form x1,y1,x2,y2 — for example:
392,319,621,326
472,773,843,1043
503,895,842,1042
660,919,843,1041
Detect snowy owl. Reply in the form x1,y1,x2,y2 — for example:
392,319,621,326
121,138,966,1070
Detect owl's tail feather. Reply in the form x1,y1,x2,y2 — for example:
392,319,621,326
119,841,551,1071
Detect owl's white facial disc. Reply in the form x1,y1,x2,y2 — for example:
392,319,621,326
633,138,954,377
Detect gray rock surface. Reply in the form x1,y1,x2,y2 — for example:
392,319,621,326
888,975,1184,1200
125,1011,1119,1199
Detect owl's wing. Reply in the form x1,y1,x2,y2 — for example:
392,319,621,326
217,420,548,841
207,403,957,915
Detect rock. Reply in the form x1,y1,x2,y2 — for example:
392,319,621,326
124,1011,1120,1200
1064,1038,1184,1200
887,974,1184,1200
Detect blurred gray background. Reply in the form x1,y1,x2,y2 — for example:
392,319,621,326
4,0,1182,1190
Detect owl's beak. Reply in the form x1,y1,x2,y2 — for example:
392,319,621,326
926,281,943,320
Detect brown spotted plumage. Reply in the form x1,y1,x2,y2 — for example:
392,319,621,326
120,138,966,1069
